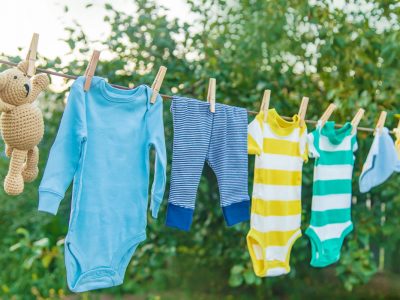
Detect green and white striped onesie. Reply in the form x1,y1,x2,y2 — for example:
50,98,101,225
306,121,357,267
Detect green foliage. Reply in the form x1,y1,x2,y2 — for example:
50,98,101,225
1,0,400,299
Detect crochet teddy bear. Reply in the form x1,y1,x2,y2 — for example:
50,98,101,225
0,60,49,195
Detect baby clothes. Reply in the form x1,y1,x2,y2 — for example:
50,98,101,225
395,127,400,159
38,77,166,292
247,109,308,277
165,96,250,231
306,121,357,268
359,127,400,193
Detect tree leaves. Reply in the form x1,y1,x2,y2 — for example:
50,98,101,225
1,0,400,298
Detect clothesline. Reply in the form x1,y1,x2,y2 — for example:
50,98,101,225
0,58,395,135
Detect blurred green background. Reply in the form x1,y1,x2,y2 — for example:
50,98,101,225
1,0,400,299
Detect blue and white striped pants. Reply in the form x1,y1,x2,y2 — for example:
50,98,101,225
166,96,250,231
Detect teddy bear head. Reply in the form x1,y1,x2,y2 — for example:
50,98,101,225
0,61,33,106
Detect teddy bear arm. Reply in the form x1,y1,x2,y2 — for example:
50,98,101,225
0,99,15,112
28,74,50,103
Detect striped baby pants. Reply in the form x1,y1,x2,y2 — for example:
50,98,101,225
165,96,250,231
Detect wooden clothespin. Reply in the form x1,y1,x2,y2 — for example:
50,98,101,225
395,114,400,132
260,90,271,122
84,50,100,92
350,108,365,134
207,78,216,113
298,96,309,121
319,103,336,128
25,33,39,77
150,66,167,104
374,111,387,136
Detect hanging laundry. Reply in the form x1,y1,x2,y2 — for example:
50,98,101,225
247,109,308,277
306,121,357,268
165,96,250,231
359,127,400,193
38,77,167,292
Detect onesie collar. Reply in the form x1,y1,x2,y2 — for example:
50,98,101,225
266,108,300,137
99,77,146,103
321,121,352,145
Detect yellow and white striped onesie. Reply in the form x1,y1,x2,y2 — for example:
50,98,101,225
247,109,307,277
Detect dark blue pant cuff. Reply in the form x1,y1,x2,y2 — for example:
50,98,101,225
165,203,194,231
222,201,250,227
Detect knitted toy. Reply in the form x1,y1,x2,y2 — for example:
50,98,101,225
0,60,49,195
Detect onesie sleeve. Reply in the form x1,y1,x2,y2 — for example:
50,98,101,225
38,79,87,215
248,113,264,155
299,124,308,162
307,130,320,158
146,93,167,219
352,134,358,153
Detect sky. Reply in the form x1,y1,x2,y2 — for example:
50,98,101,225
1,1,395,60
0,0,191,58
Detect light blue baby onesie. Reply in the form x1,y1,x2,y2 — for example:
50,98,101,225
38,76,166,292
359,127,400,193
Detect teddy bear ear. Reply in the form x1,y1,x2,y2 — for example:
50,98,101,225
17,60,29,74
